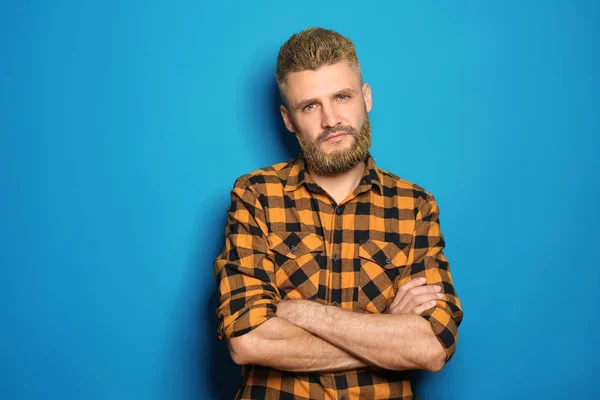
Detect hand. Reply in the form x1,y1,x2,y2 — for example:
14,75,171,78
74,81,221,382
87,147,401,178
387,277,443,315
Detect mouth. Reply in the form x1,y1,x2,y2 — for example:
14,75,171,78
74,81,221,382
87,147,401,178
324,132,349,142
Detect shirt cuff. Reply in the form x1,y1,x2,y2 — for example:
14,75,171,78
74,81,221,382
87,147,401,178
218,300,278,340
421,304,463,362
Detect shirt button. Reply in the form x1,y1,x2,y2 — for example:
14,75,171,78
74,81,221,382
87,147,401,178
340,396,346,400
290,246,297,255
333,301,339,306
385,257,392,264
335,207,342,214
332,253,338,260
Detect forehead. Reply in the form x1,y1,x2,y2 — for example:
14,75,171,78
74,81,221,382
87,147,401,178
283,62,361,102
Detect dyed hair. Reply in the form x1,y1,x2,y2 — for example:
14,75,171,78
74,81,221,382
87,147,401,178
275,27,362,104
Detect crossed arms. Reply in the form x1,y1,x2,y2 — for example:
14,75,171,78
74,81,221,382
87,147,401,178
229,280,447,372
214,180,463,373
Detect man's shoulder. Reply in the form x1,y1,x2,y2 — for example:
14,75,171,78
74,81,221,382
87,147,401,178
231,157,297,192
376,166,433,202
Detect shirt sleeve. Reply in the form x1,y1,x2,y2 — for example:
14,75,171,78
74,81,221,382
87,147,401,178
213,177,280,340
408,194,464,362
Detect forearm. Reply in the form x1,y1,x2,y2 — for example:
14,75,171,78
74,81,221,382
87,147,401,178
278,301,446,372
229,316,370,372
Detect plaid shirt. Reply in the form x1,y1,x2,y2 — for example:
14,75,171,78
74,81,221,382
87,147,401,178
214,154,463,400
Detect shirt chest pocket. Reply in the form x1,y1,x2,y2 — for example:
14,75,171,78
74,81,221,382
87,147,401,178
268,231,325,301
358,239,411,313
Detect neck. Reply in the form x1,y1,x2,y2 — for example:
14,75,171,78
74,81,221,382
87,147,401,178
308,160,366,205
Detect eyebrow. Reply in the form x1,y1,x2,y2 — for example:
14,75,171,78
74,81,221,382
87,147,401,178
294,87,358,111
333,87,358,97
295,97,318,111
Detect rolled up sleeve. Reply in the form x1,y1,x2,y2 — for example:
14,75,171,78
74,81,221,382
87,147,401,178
213,177,280,340
409,194,464,362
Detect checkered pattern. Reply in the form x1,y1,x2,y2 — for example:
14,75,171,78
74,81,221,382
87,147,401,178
214,154,463,399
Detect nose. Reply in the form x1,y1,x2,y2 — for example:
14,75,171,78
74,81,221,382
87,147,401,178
321,102,342,129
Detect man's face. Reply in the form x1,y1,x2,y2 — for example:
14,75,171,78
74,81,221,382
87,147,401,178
280,62,373,175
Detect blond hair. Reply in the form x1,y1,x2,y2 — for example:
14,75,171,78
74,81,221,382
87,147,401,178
275,27,362,103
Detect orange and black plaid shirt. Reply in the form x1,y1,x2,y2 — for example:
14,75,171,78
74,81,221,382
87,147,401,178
214,154,463,400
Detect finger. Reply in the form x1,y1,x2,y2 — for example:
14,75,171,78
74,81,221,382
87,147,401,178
398,277,428,293
391,291,442,314
391,280,429,310
412,300,438,315
399,293,440,314
396,285,442,310
390,277,427,308
410,292,444,311
408,284,442,297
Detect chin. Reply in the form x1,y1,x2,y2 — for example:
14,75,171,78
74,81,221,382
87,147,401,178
321,146,350,157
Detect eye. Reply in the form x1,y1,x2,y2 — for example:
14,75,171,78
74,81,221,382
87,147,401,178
337,94,351,100
302,103,317,111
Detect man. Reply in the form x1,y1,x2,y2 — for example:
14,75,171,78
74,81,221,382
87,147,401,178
213,27,463,400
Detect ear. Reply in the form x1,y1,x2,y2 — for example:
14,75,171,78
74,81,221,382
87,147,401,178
362,83,372,113
280,104,296,133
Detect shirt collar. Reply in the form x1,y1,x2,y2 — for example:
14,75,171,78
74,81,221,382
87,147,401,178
284,153,384,194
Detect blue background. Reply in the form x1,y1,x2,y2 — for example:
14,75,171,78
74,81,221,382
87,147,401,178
1,1,598,399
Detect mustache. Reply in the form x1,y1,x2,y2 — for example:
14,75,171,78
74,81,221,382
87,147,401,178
316,125,358,144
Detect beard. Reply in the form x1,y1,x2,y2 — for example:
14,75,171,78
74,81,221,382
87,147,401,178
296,114,371,175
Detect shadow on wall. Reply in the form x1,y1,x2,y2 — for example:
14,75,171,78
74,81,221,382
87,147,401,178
165,203,234,400
205,284,241,400
411,370,431,399
204,76,298,399
245,63,300,160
